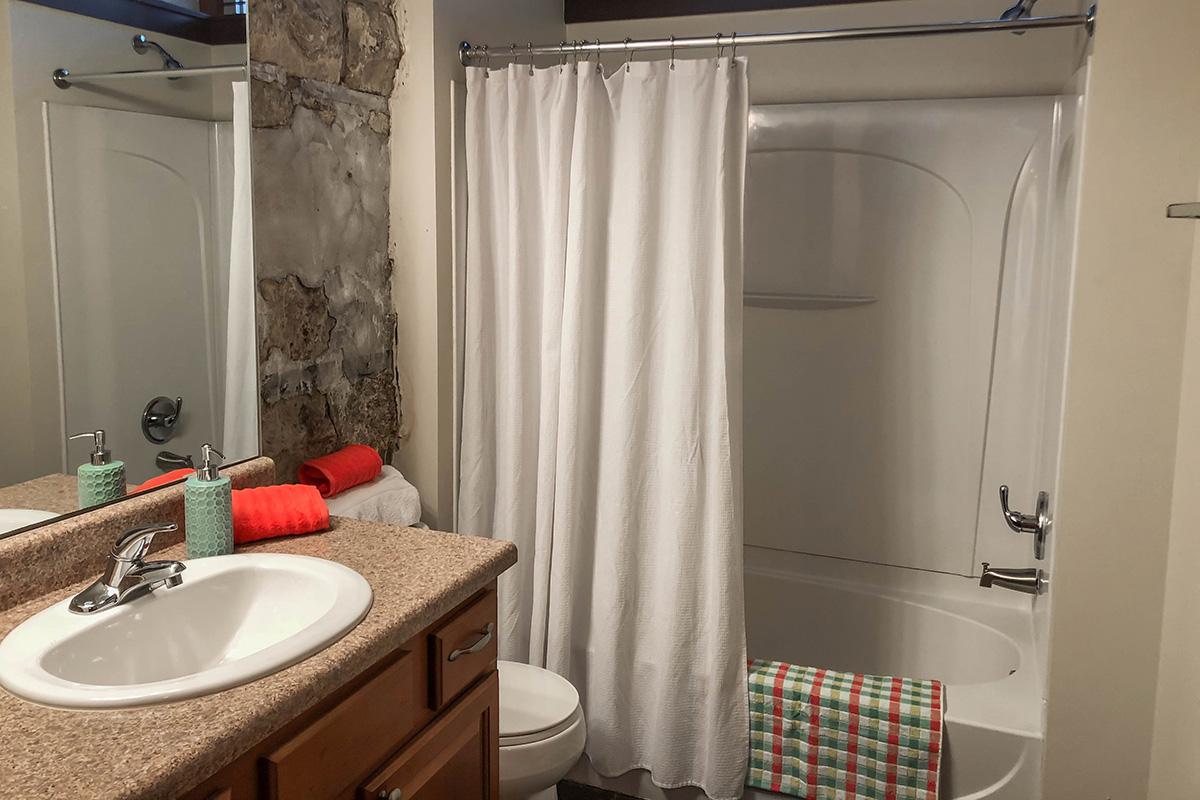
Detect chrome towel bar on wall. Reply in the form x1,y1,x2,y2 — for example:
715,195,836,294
743,293,878,310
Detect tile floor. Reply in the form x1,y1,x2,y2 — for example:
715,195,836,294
557,779,645,800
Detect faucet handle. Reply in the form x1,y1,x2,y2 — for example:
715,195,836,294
112,523,178,562
998,485,1051,560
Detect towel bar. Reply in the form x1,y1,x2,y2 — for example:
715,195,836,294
744,292,877,310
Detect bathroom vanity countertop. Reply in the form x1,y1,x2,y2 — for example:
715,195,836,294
0,519,517,800
0,473,79,515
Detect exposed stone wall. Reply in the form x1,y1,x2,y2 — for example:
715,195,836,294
248,0,403,481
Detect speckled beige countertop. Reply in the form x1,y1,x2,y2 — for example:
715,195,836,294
0,518,517,800
0,473,79,515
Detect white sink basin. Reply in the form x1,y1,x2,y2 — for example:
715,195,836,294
0,553,372,708
0,508,59,535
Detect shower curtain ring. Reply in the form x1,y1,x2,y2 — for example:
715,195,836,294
482,44,490,75
730,32,738,66
559,41,566,72
527,42,534,75
624,37,633,72
670,35,676,70
715,32,724,64
593,39,602,73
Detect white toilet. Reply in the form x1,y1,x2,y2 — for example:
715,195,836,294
498,660,587,800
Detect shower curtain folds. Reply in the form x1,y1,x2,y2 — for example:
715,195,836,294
222,81,258,461
458,59,749,799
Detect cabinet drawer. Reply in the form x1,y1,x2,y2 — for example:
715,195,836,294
265,652,418,799
429,589,497,709
360,671,500,800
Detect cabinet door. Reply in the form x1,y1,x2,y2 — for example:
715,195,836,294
360,671,499,800
265,653,419,799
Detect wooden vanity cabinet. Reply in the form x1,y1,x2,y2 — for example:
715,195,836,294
183,585,500,800
358,672,500,800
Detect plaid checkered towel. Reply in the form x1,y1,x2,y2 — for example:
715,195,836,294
747,659,943,800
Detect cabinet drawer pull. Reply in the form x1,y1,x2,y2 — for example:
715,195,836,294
448,623,494,662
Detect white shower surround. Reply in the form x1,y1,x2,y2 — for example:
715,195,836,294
738,95,1076,799
46,105,238,484
744,96,1075,578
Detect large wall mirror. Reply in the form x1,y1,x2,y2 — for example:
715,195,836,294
0,0,255,538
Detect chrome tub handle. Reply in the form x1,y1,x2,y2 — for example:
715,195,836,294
999,485,1051,560
448,623,495,662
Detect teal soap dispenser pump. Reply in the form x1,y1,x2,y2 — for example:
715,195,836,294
69,430,126,508
184,444,234,559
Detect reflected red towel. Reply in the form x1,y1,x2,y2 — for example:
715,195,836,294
132,468,192,493
297,444,383,498
232,484,330,544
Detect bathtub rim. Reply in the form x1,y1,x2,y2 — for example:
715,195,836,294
743,547,1044,738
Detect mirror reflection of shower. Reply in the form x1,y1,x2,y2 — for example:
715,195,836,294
35,16,257,485
51,31,246,90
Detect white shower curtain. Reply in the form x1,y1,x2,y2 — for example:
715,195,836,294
459,58,748,799
222,81,259,459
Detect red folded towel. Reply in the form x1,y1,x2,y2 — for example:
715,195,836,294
297,444,383,498
232,484,330,545
132,468,192,493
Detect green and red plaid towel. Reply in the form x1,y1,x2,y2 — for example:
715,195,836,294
748,659,943,800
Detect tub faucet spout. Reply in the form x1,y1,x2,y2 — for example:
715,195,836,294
979,562,1046,595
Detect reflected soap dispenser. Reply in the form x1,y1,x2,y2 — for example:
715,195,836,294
184,444,234,559
69,430,126,508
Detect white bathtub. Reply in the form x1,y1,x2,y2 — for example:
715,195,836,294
567,548,1044,799
744,547,1043,800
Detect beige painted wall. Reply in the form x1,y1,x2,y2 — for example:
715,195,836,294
0,1,241,486
1149,178,1200,799
1041,1,1200,797
390,0,562,526
390,0,437,523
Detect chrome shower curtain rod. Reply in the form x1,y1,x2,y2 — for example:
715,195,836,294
51,63,246,90
458,9,1095,66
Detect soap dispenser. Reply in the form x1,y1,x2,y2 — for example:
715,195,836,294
184,444,234,558
69,430,126,508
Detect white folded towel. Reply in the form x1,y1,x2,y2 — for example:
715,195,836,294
324,465,422,527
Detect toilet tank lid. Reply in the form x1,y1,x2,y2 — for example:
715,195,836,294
498,660,580,738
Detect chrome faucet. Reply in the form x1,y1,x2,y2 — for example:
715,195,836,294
979,562,1047,595
69,524,185,614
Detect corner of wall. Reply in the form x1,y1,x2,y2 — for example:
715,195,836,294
387,0,565,529
1040,2,1200,796
1148,176,1200,799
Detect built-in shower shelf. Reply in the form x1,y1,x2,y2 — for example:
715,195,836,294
743,292,878,310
